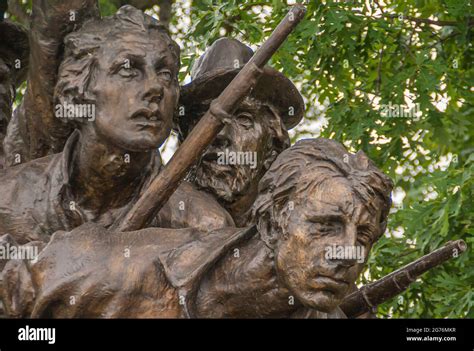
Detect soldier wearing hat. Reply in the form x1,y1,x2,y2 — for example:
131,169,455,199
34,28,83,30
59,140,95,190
0,18,29,169
175,38,305,226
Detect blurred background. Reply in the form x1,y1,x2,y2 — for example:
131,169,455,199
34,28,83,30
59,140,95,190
5,0,473,318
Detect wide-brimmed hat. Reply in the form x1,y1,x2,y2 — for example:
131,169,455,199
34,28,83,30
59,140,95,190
0,19,29,86
178,38,304,133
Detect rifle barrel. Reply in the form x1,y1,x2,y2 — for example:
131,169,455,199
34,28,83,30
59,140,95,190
340,239,467,318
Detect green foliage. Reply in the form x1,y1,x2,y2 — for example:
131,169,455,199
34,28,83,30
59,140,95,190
99,0,119,16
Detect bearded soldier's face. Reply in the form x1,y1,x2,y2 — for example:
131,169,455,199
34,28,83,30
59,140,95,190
193,98,274,203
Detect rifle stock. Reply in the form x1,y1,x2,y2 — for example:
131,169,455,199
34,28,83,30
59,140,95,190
339,239,467,318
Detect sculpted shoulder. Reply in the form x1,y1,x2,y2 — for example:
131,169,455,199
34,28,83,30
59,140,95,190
157,180,235,231
0,154,54,183
0,154,58,243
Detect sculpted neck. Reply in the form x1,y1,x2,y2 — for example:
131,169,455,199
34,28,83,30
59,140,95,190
225,179,258,227
195,235,301,318
71,126,153,212
221,166,268,226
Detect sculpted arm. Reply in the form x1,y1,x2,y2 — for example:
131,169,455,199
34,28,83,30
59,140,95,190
4,0,100,165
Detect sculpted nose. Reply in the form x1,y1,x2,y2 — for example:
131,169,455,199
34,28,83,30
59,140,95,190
142,86,163,108
326,224,360,267
214,126,231,149
345,223,358,246
328,256,358,267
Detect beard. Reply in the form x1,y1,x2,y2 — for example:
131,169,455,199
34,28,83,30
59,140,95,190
193,160,258,204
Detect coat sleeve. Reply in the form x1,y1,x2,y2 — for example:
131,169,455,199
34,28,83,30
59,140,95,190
4,0,100,165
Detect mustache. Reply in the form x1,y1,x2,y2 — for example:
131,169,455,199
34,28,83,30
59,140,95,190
194,163,254,202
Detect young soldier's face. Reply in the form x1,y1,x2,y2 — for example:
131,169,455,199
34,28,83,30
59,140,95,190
276,177,383,312
89,32,179,151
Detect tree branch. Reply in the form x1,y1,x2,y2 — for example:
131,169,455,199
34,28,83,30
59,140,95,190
158,0,172,28
384,13,473,27
375,48,384,94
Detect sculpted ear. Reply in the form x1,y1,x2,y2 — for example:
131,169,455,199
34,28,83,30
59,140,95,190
54,87,74,111
256,210,282,250
265,104,290,159
53,90,85,129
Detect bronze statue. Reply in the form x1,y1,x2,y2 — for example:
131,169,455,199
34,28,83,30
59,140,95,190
1,3,463,321
0,19,28,169
3,0,100,166
0,6,234,246
340,239,467,318
0,138,393,318
177,38,305,226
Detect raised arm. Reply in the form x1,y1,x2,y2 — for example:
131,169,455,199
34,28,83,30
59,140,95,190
4,0,99,166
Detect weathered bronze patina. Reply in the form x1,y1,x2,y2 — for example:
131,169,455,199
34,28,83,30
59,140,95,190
0,19,28,169
3,1,100,167
177,38,304,226
0,138,393,318
0,3,461,320
115,5,307,231
0,6,234,246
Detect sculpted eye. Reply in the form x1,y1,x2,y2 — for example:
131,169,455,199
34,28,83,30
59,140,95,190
236,113,253,129
157,69,172,81
309,222,342,236
357,230,372,246
117,66,138,78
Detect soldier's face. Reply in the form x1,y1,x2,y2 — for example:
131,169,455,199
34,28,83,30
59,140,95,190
88,32,179,151
194,98,273,202
275,177,383,313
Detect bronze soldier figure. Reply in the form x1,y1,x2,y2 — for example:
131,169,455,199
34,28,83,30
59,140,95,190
0,6,234,245
0,19,28,169
0,3,465,321
3,0,100,167
176,38,305,226
0,138,393,318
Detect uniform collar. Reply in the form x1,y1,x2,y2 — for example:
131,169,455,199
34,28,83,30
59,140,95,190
48,129,163,230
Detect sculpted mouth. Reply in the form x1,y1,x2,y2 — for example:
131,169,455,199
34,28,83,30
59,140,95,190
320,274,349,285
131,108,162,124
308,274,349,291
